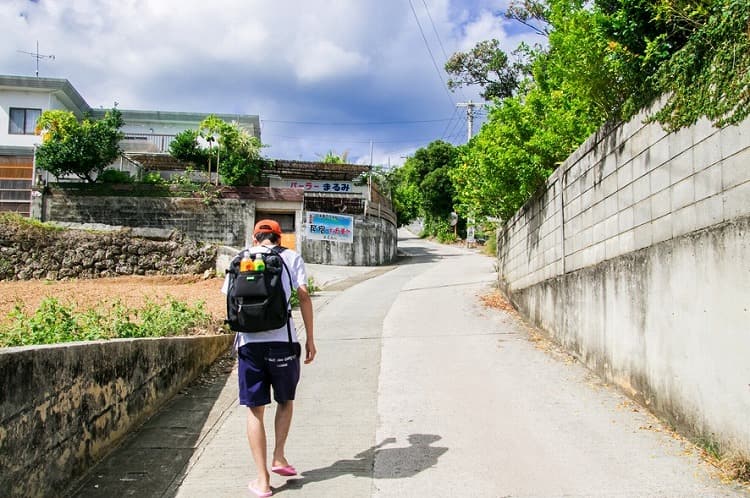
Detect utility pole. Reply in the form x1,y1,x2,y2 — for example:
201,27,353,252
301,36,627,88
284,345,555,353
18,41,55,77
456,100,476,142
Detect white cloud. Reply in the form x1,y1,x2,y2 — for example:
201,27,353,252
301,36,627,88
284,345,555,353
290,40,370,84
0,0,538,162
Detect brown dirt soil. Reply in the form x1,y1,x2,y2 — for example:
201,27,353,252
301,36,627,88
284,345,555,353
0,275,226,326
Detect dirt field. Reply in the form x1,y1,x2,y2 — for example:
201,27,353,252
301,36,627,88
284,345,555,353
0,275,227,325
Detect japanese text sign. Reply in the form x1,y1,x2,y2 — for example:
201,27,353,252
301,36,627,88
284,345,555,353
305,211,354,243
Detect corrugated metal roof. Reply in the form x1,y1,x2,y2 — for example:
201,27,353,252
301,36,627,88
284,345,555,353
265,159,370,181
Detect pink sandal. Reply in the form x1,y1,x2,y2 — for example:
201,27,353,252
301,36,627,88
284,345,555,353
248,480,272,497
271,464,298,476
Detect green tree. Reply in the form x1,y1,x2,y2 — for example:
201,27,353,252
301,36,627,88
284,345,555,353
318,150,349,164
453,64,597,220
208,118,267,186
652,0,750,129
390,140,459,233
169,115,266,186
505,0,551,35
445,39,522,101
35,109,124,183
169,129,208,167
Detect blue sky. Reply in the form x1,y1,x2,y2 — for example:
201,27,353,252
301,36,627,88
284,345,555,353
2,0,542,166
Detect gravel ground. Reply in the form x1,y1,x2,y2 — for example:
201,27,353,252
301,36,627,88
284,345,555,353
0,275,227,325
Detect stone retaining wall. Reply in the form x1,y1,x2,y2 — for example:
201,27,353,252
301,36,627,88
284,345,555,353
0,219,216,281
0,334,233,497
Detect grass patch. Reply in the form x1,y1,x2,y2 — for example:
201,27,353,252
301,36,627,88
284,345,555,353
694,435,750,485
0,296,212,347
290,277,319,308
0,212,63,231
483,232,497,257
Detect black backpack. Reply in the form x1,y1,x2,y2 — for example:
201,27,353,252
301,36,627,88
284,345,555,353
225,246,294,336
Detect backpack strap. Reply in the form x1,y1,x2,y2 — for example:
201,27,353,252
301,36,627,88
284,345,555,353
267,246,298,355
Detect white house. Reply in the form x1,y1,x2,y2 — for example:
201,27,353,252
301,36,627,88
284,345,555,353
0,74,260,215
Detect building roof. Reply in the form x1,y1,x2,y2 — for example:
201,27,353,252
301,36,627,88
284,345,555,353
89,109,260,135
265,159,371,181
221,186,304,202
0,74,91,118
0,74,260,135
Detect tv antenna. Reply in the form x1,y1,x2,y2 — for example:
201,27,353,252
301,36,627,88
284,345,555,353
18,41,55,77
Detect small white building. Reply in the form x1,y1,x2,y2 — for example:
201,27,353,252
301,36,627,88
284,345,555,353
0,74,260,215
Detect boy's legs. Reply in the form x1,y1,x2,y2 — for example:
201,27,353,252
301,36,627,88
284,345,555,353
240,342,300,490
247,405,271,493
273,401,294,467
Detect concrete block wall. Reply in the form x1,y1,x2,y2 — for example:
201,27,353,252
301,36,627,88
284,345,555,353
41,192,255,247
498,177,563,290
497,107,750,455
501,107,749,291
0,335,233,497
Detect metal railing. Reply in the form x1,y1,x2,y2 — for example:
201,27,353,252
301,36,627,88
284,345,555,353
121,133,176,153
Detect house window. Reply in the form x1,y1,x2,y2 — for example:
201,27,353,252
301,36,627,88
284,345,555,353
9,108,42,135
255,212,295,233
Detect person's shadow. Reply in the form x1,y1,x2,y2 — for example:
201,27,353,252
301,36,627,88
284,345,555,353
275,434,447,492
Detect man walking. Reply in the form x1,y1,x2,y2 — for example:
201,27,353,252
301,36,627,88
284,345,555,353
222,219,316,497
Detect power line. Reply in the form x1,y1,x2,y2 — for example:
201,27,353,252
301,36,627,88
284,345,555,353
421,0,450,61
439,106,460,139
261,133,443,145
408,0,455,107
420,0,469,103
443,110,464,141
261,117,454,126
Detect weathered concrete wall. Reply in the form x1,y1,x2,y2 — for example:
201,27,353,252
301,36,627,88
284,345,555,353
300,216,397,266
0,218,216,280
40,190,255,246
0,334,233,497
497,107,750,455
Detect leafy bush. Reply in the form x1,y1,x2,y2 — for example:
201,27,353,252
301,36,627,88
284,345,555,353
289,277,319,308
141,171,164,184
484,230,497,256
35,109,124,183
0,212,62,230
98,169,133,184
0,297,211,347
169,129,208,167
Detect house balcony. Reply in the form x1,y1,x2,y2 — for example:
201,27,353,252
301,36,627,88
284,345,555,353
120,133,176,153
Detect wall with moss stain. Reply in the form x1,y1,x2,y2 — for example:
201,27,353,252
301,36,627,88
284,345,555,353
0,334,233,497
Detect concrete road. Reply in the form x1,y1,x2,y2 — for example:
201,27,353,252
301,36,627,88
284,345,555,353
69,231,748,497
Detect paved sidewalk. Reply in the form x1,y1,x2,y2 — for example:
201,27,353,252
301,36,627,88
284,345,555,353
66,261,393,497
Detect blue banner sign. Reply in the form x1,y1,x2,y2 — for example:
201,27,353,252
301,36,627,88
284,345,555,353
305,211,354,243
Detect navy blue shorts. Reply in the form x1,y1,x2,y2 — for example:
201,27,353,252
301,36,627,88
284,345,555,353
237,342,301,407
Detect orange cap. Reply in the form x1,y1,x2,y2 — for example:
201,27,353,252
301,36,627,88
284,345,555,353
253,219,282,236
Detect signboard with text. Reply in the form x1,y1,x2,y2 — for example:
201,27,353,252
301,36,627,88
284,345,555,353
270,178,355,193
305,211,354,243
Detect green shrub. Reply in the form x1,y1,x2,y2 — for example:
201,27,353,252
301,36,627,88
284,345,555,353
290,277,319,308
98,169,133,184
484,232,497,256
0,296,211,347
141,171,164,184
0,212,62,231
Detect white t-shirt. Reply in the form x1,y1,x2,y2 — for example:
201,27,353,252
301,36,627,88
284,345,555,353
221,244,308,347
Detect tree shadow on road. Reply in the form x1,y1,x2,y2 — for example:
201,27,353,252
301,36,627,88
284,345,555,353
274,434,448,493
